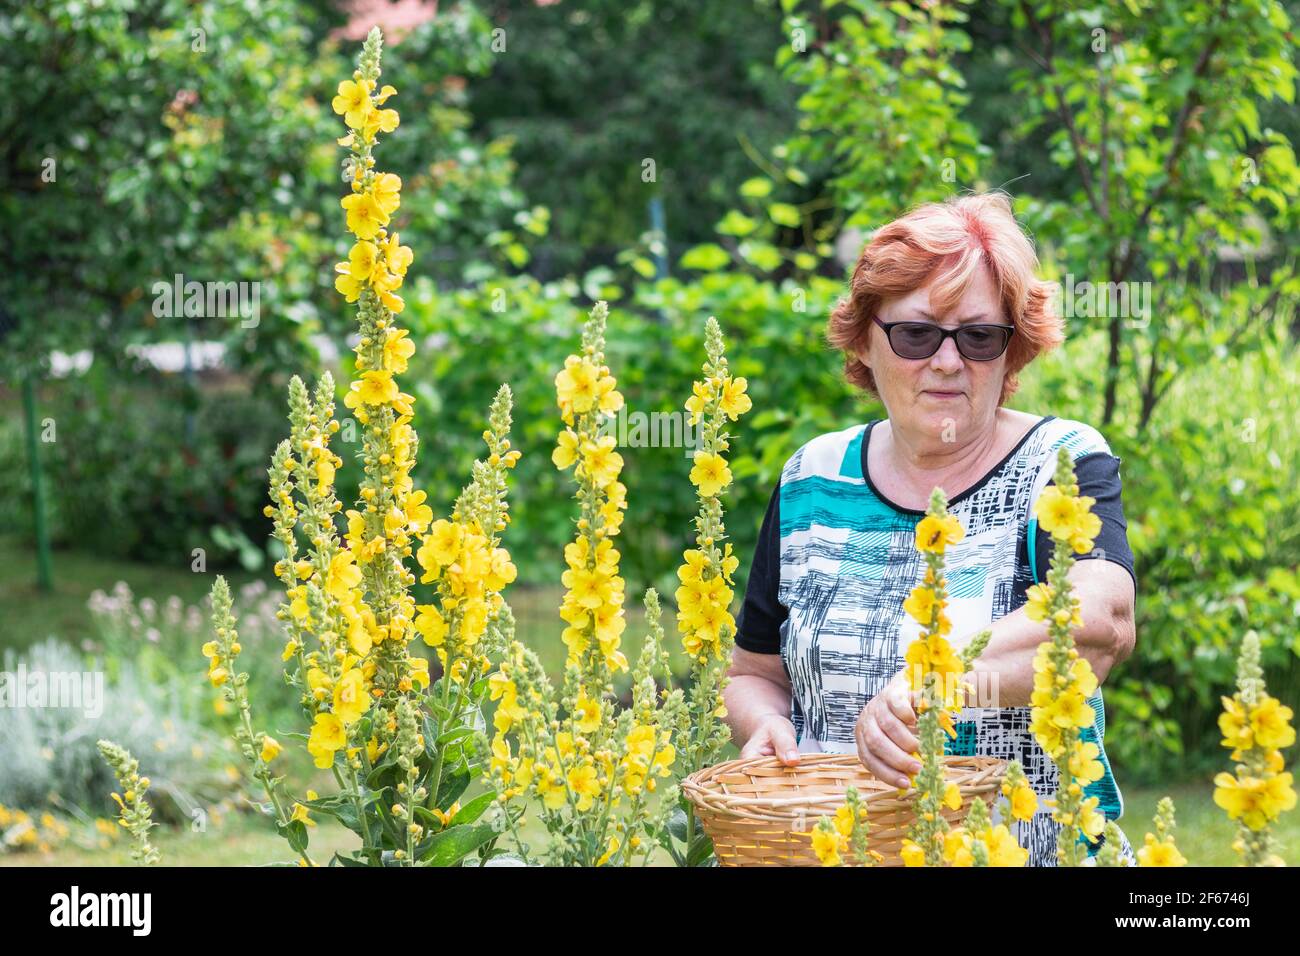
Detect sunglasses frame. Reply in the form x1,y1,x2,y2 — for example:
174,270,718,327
871,316,1016,362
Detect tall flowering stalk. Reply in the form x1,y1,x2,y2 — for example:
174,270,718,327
1132,797,1186,867
1027,448,1107,866
664,316,751,866
488,302,686,866
812,787,883,866
898,490,991,867
204,29,520,866
96,740,160,866
1213,630,1295,866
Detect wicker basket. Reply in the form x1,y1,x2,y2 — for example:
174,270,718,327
682,753,1007,866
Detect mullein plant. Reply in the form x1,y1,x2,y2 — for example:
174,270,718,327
939,761,1035,867
204,29,523,866
1213,630,1295,866
812,786,884,866
487,302,687,866
662,316,752,867
1129,796,1186,867
96,740,160,865
1026,448,1108,866
898,491,992,867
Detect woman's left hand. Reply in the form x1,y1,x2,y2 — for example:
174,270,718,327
854,671,922,789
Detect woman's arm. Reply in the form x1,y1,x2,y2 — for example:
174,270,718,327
723,647,802,765
855,558,1135,786
959,557,1136,707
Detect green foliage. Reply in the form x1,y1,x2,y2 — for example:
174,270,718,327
0,365,286,569
396,269,863,594
1014,320,1300,782
468,0,799,275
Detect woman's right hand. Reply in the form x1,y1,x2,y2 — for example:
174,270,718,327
738,713,801,765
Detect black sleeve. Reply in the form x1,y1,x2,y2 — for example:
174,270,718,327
734,481,788,654
1033,451,1137,591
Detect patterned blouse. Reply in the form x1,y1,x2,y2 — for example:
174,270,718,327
735,415,1138,866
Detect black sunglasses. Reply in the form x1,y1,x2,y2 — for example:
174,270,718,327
871,316,1015,362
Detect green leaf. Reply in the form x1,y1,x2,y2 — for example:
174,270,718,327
739,241,783,272
666,807,689,843
679,243,731,271
416,822,500,866
277,819,309,855
436,763,471,810
739,177,773,199
450,790,497,826
687,831,716,867
768,202,801,227
716,209,759,237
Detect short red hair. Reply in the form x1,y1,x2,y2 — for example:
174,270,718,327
827,192,1063,405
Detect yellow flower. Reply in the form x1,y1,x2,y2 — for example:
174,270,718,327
382,328,416,374
1068,741,1104,785
343,370,399,410
1218,696,1252,751
333,668,372,725
1250,696,1296,751
1214,771,1297,830
290,802,317,827
555,355,599,414
419,520,464,575
900,838,926,867
325,550,363,600
382,232,414,276
718,376,752,420
580,435,624,489
340,190,389,241
811,826,844,866
370,172,403,217
362,107,400,139
943,782,962,811
260,736,282,763
567,764,601,811
1024,583,1053,623
307,713,346,769
553,428,580,470
596,835,621,866
914,513,964,553
574,691,601,734
1137,832,1186,867
1035,486,1101,552
331,78,371,129
1009,783,1038,822
986,824,1029,867
902,585,936,625
689,450,732,497
1076,797,1106,843
684,380,711,425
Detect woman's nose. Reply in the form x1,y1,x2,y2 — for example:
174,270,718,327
928,335,964,372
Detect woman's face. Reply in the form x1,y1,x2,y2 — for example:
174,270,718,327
859,265,1009,445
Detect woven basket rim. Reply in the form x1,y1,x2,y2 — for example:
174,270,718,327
682,753,1007,821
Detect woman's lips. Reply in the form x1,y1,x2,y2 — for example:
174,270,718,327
922,389,964,399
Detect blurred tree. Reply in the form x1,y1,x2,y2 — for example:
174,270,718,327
467,0,799,277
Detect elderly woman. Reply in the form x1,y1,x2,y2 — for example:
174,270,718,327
726,192,1137,866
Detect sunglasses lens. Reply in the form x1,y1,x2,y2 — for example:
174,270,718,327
889,323,943,359
955,326,1010,361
